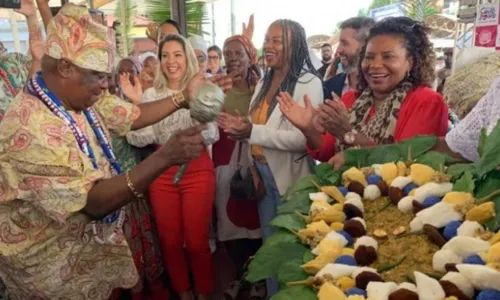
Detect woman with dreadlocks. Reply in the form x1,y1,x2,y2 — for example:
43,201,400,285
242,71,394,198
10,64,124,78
218,19,323,297
279,17,449,163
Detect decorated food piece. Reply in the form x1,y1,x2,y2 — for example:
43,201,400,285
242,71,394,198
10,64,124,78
246,132,500,300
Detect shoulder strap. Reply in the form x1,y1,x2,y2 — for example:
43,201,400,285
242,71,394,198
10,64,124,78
236,142,243,168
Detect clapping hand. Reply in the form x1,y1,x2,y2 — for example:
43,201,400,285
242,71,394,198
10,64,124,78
318,92,352,139
217,110,252,141
278,92,315,131
120,73,143,104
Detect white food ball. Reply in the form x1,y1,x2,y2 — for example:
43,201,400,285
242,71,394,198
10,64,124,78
441,272,475,299
415,271,446,300
354,236,378,251
410,217,424,232
309,192,330,202
398,196,415,213
416,202,463,228
315,263,359,280
391,176,413,189
397,282,417,293
345,196,365,213
456,264,500,292
372,164,382,177
414,182,453,203
364,184,381,201
432,249,462,273
312,231,349,255
351,217,367,229
367,282,398,300
442,236,491,258
457,221,484,238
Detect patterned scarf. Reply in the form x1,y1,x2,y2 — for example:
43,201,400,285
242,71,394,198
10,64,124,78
335,81,413,153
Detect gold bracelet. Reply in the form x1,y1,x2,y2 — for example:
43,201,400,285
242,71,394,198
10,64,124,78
174,91,187,108
172,93,181,108
125,171,144,199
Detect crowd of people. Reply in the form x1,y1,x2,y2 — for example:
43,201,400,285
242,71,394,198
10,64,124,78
0,1,499,300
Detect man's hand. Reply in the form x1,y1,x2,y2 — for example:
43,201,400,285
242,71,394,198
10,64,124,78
15,0,37,17
160,125,207,166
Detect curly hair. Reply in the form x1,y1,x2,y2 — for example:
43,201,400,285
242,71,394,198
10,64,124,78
357,17,436,91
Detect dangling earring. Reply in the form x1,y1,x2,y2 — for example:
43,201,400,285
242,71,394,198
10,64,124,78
406,70,411,79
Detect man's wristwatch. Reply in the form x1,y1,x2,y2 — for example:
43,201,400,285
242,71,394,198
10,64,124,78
343,129,358,145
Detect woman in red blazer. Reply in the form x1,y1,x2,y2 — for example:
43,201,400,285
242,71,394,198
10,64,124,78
278,17,448,162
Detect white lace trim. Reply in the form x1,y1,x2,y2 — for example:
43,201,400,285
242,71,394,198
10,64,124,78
446,77,500,162
126,88,219,147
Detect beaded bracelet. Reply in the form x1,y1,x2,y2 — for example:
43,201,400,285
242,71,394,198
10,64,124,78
125,171,144,199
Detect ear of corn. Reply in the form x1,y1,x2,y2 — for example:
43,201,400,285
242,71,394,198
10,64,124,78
322,186,346,205
380,163,399,183
313,206,347,224
486,242,500,264
397,161,408,177
343,167,368,187
410,163,437,186
336,276,355,292
298,221,332,241
442,192,475,207
331,222,344,231
490,231,500,245
318,282,346,300
341,248,355,257
465,202,496,224
302,239,342,275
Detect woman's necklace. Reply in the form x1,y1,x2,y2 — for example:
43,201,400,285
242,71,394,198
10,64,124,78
28,72,125,244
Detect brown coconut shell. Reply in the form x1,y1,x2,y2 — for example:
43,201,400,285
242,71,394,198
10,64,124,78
440,280,472,300
343,219,367,238
348,181,365,195
355,271,384,290
412,200,425,214
343,203,364,220
376,181,389,196
354,245,377,266
389,187,404,205
389,289,419,300
423,224,447,247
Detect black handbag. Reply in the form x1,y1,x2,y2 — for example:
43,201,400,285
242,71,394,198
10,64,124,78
229,142,265,201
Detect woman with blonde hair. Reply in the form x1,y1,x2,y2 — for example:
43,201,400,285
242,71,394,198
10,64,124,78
127,34,219,300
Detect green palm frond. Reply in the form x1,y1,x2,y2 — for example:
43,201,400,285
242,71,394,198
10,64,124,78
115,0,136,57
145,0,208,36
401,0,438,22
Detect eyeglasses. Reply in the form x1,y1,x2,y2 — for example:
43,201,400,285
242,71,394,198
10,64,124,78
208,55,219,60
